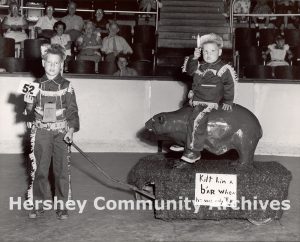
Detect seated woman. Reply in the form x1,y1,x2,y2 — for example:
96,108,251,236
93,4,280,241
51,21,72,69
113,54,138,76
34,5,57,39
76,20,102,68
101,22,133,62
2,2,28,56
262,34,293,66
94,9,109,37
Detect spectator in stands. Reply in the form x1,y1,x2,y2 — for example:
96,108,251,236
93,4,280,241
61,1,84,42
101,22,133,62
139,0,162,21
2,2,28,49
275,0,300,30
34,5,57,39
262,34,293,66
252,0,272,29
233,0,251,22
76,20,102,72
51,21,72,69
94,9,109,36
113,54,137,76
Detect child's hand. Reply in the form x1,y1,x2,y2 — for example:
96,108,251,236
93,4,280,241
64,128,74,144
188,90,194,99
24,93,34,104
193,48,201,60
222,103,232,111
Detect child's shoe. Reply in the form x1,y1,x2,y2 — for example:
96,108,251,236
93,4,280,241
181,150,201,163
28,209,44,219
56,209,69,220
169,145,184,152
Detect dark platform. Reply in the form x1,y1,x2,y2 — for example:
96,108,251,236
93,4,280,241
128,154,292,222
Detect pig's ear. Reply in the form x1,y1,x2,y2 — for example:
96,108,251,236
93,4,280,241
158,115,165,124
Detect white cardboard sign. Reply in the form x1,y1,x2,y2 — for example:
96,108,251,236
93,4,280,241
17,80,39,96
194,173,237,208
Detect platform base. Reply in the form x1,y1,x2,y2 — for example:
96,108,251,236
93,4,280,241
128,154,292,221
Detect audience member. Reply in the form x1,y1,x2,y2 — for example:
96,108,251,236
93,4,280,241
252,0,272,29
51,21,72,68
139,0,162,21
233,0,251,22
34,5,57,39
101,22,133,62
76,20,102,72
113,54,137,76
275,0,300,30
61,1,84,42
94,9,109,36
2,2,28,43
262,34,293,66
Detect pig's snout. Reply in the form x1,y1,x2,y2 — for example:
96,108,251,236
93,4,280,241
145,118,155,132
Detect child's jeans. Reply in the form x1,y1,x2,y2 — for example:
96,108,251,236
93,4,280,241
186,102,218,152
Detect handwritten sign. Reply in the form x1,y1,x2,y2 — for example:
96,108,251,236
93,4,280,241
194,173,237,208
17,80,39,96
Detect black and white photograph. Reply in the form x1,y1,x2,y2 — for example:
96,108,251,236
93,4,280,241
0,0,299,241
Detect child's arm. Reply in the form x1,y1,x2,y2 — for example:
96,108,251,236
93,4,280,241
24,93,34,113
219,64,236,111
64,84,80,143
186,48,201,76
286,48,293,60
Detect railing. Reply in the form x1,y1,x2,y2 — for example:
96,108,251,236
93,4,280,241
230,0,300,33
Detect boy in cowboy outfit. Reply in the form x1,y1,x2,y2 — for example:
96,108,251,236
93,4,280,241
24,44,80,219
180,33,236,164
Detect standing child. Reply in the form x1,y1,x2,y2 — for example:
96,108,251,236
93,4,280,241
24,44,80,219
180,33,236,164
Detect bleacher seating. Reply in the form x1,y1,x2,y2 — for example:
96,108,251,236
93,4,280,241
0,57,28,72
235,28,257,51
68,60,95,74
0,37,15,58
24,39,49,60
98,61,118,75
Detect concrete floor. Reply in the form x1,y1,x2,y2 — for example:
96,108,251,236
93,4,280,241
0,153,299,242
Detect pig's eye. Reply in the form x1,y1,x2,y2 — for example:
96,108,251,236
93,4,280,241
158,115,164,124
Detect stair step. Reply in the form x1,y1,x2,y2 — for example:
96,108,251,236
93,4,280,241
159,19,229,26
161,12,226,20
158,32,230,41
159,26,230,34
162,0,223,7
161,6,223,13
158,38,232,48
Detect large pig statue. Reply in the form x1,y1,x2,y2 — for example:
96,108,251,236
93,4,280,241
145,104,262,166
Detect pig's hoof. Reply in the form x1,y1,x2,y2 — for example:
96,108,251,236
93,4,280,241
248,217,272,225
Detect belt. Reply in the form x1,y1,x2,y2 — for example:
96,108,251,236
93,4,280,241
34,120,67,131
192,101,218,109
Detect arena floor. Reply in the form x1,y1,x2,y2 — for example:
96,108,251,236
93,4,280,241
0,153,299,242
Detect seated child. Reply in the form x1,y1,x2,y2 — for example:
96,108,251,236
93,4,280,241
113,54,138,76
51,21,72,67
262,34,293,66
180,33,236,164
76,20,102,64
101,22,133,62
24,44,80,219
